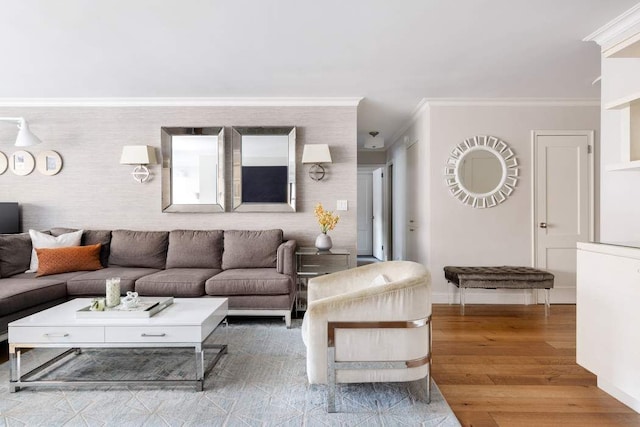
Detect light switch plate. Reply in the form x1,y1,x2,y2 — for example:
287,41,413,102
336,200,348,211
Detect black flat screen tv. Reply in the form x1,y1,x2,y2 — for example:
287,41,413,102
0,202,20,234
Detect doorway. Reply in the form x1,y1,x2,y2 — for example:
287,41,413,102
357,165,385,259
532,130,594,304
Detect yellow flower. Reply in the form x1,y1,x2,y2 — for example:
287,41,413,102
314,203,340,234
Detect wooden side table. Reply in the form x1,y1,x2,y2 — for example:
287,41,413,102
295,247,350,315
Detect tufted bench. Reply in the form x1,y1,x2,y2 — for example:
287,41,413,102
443,266,554,315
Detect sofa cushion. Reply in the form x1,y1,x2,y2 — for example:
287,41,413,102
36,244,103,277
166,230,223,269
51,228,112,267
0,233,33,277
205,268,291,296
222,230,283,270
0,278,67,316
109,230,169,269
135,268,221,297
66,266,160,296
28,229,83,272
13,271,91,282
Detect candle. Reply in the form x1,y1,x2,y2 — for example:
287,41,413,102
106,278,121,308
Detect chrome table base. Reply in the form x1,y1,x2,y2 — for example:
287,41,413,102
9,343,227,393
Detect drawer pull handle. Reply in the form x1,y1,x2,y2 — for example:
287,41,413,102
141,333,166,337
44,333,69,338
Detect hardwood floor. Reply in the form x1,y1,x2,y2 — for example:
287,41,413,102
432,304,640,427
1,305,638,426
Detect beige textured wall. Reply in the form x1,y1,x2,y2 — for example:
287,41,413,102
428,105,600,303
0,106,357,261
356,150,386,165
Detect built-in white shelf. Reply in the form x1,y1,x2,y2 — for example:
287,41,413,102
606,160,640,171
605,93,640,170
605,92,640,110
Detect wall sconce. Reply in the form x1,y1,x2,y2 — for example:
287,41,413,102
120,145,157,183
302,144,332,181
0,117,42,146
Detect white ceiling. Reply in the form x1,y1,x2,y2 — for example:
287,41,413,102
0,0,635,148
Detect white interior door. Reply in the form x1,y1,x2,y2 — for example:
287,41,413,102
533,131,593,304
406,142,420,262
357,172,373,255
372,167,384,260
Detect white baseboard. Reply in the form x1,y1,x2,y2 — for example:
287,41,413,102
598,377,640,413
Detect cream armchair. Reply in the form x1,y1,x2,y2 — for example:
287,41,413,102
301,260,432,412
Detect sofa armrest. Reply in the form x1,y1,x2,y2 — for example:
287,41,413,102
277,240,297,280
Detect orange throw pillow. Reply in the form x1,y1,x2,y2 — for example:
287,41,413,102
36,243,103,277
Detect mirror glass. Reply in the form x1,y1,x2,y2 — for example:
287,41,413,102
458,149,502,195
232,127,296,212
161,127,225,212
444,135,519,209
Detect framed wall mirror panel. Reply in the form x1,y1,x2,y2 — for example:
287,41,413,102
232,126,296,212
161,127,225,213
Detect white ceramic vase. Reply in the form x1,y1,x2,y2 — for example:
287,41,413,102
315,233,333,251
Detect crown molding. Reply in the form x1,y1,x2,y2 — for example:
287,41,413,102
583,3,640,47
387,98,429,149
423,98,600,107
0,97,363,107
385,97,600,151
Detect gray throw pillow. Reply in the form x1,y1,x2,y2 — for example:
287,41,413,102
222,229,283,270
166,230,223,269
0,233,34,277
109,230,169,269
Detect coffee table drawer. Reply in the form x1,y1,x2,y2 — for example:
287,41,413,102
105,326,201,343
10,326,105,344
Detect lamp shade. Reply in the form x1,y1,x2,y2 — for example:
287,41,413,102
120,145,157,165
302,144,332,164
364,132,384,149
0,117,42,147
14,120,42,147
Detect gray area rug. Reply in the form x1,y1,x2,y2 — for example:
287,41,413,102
0,319,460,426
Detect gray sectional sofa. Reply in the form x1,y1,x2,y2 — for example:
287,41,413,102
0,228,297,338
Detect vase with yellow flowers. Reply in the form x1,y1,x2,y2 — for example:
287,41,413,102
314,203,339,251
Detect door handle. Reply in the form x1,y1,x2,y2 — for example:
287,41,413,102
539,222,547,229
141,333,166,337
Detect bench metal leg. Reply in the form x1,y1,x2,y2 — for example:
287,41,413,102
544,288,550,316
460,287,466,315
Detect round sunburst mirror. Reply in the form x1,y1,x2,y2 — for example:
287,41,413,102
444,135,519,208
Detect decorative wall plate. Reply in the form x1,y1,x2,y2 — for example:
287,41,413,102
444,135,519,208
36,150,63,176
9,150,35,176
0,151,7,174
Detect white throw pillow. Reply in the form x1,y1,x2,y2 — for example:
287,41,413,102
371,274,391,286
27,229,83,273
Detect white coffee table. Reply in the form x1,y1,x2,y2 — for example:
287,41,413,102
8,298,228,392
